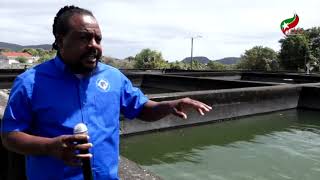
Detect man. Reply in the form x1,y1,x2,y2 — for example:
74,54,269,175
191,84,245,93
1,5,212,180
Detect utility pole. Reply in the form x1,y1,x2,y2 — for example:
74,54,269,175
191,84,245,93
190,37,194,70
190,35,202,70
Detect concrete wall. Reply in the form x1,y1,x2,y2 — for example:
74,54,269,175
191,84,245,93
298,86,320,110
121,85,301,135
0,91,26,180
0,91,9,180
164,71,320,84
241,72,320,84
140,74,278,93
0,75,17,89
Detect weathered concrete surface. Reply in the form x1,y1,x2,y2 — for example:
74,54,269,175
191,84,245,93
119,156,162,180
241,72,320,83
140,74,278,93
163,71,320,84
121,85,301,135
0,90,8,117
0,152,162,180
298,86,320,110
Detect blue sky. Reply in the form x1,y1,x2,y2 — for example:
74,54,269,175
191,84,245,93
0,0,319,61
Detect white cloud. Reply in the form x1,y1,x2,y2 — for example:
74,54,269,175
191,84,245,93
0,0,319,61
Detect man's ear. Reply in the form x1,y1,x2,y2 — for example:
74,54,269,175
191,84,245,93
56,35,64,49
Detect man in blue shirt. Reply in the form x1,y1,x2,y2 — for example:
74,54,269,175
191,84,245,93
1,5,212,180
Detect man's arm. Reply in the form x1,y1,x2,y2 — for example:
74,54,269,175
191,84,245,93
138,98,212,121
1,131,92,166
2,131,52,155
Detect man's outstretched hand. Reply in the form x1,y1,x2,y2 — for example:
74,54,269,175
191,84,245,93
139,98,212,121
170,97,212,119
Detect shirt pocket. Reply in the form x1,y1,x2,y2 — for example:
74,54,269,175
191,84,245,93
93,91,120,128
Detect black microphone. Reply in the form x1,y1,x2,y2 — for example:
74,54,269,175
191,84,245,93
73,123,93,180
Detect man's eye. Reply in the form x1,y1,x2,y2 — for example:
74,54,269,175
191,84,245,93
96,37,102,44
80,36,89,40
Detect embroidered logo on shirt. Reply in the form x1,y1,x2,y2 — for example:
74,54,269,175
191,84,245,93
96,79,110,92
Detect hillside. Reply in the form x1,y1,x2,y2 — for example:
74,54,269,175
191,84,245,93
214,57,240,65
182,56,211,64
0,42,52,51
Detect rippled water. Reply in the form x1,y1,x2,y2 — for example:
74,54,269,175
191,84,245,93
120,109,320,180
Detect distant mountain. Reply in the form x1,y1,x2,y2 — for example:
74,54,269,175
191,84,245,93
214,57,241,65
182,56,211,64
0,42,52,51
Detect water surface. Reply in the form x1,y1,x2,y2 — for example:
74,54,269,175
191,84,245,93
121,110,320,180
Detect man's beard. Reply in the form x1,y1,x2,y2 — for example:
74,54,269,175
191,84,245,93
69,50,100,74
69,60,98,74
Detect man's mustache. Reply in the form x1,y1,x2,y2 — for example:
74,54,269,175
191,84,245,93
81,49,99,59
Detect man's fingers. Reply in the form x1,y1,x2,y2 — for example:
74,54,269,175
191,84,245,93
174,98,213,118
194,101,212,111
197,108,204,115
173,108,188,119
62,134,89,143
202,103,213,111
76,153,92,159
75,143,93,151
64,151,92,166
186,100,212,114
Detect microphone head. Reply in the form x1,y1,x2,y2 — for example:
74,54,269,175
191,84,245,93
73,123,88,134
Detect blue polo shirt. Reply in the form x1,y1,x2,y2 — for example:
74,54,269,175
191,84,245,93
2,56,148,180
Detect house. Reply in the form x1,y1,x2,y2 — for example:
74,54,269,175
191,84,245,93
0,52,37,64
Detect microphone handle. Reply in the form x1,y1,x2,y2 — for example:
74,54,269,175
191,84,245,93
78,140,93,180
79,149,93,180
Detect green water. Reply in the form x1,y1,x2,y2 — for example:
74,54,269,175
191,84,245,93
120,109,320,180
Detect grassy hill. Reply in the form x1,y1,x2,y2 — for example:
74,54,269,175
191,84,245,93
182,56,211,64
182,56,240,65
0,42,51,51
214,57,240,64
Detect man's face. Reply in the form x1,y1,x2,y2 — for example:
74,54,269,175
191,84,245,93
58,14,102,74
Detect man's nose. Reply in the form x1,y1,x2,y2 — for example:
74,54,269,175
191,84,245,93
88,38,99,48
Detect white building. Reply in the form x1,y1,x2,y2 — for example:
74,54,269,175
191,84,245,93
0,52,35,64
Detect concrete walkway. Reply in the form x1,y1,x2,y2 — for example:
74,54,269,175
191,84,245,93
119,156,162,180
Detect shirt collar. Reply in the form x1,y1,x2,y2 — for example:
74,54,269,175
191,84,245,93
54,55,102,75
53,55,67,73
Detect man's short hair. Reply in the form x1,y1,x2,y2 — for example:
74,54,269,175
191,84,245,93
52,5,94,50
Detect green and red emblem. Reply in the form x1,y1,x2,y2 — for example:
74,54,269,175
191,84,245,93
280,14,299,35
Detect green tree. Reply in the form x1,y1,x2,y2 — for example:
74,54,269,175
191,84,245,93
36,48,47,57
169,61,188,70
124,56,135,62
101,56,135,69
278,27,320,72
15,56,28,63
134,48,168,69
237,46,278,71
189,59,207,70
36,50,56,63
304,27,320,40
37,54,51,63
311,37,320,63
207,61,226,70
279,35,310,71
307,28,320,70
0,48,12,52
22,48,38,56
